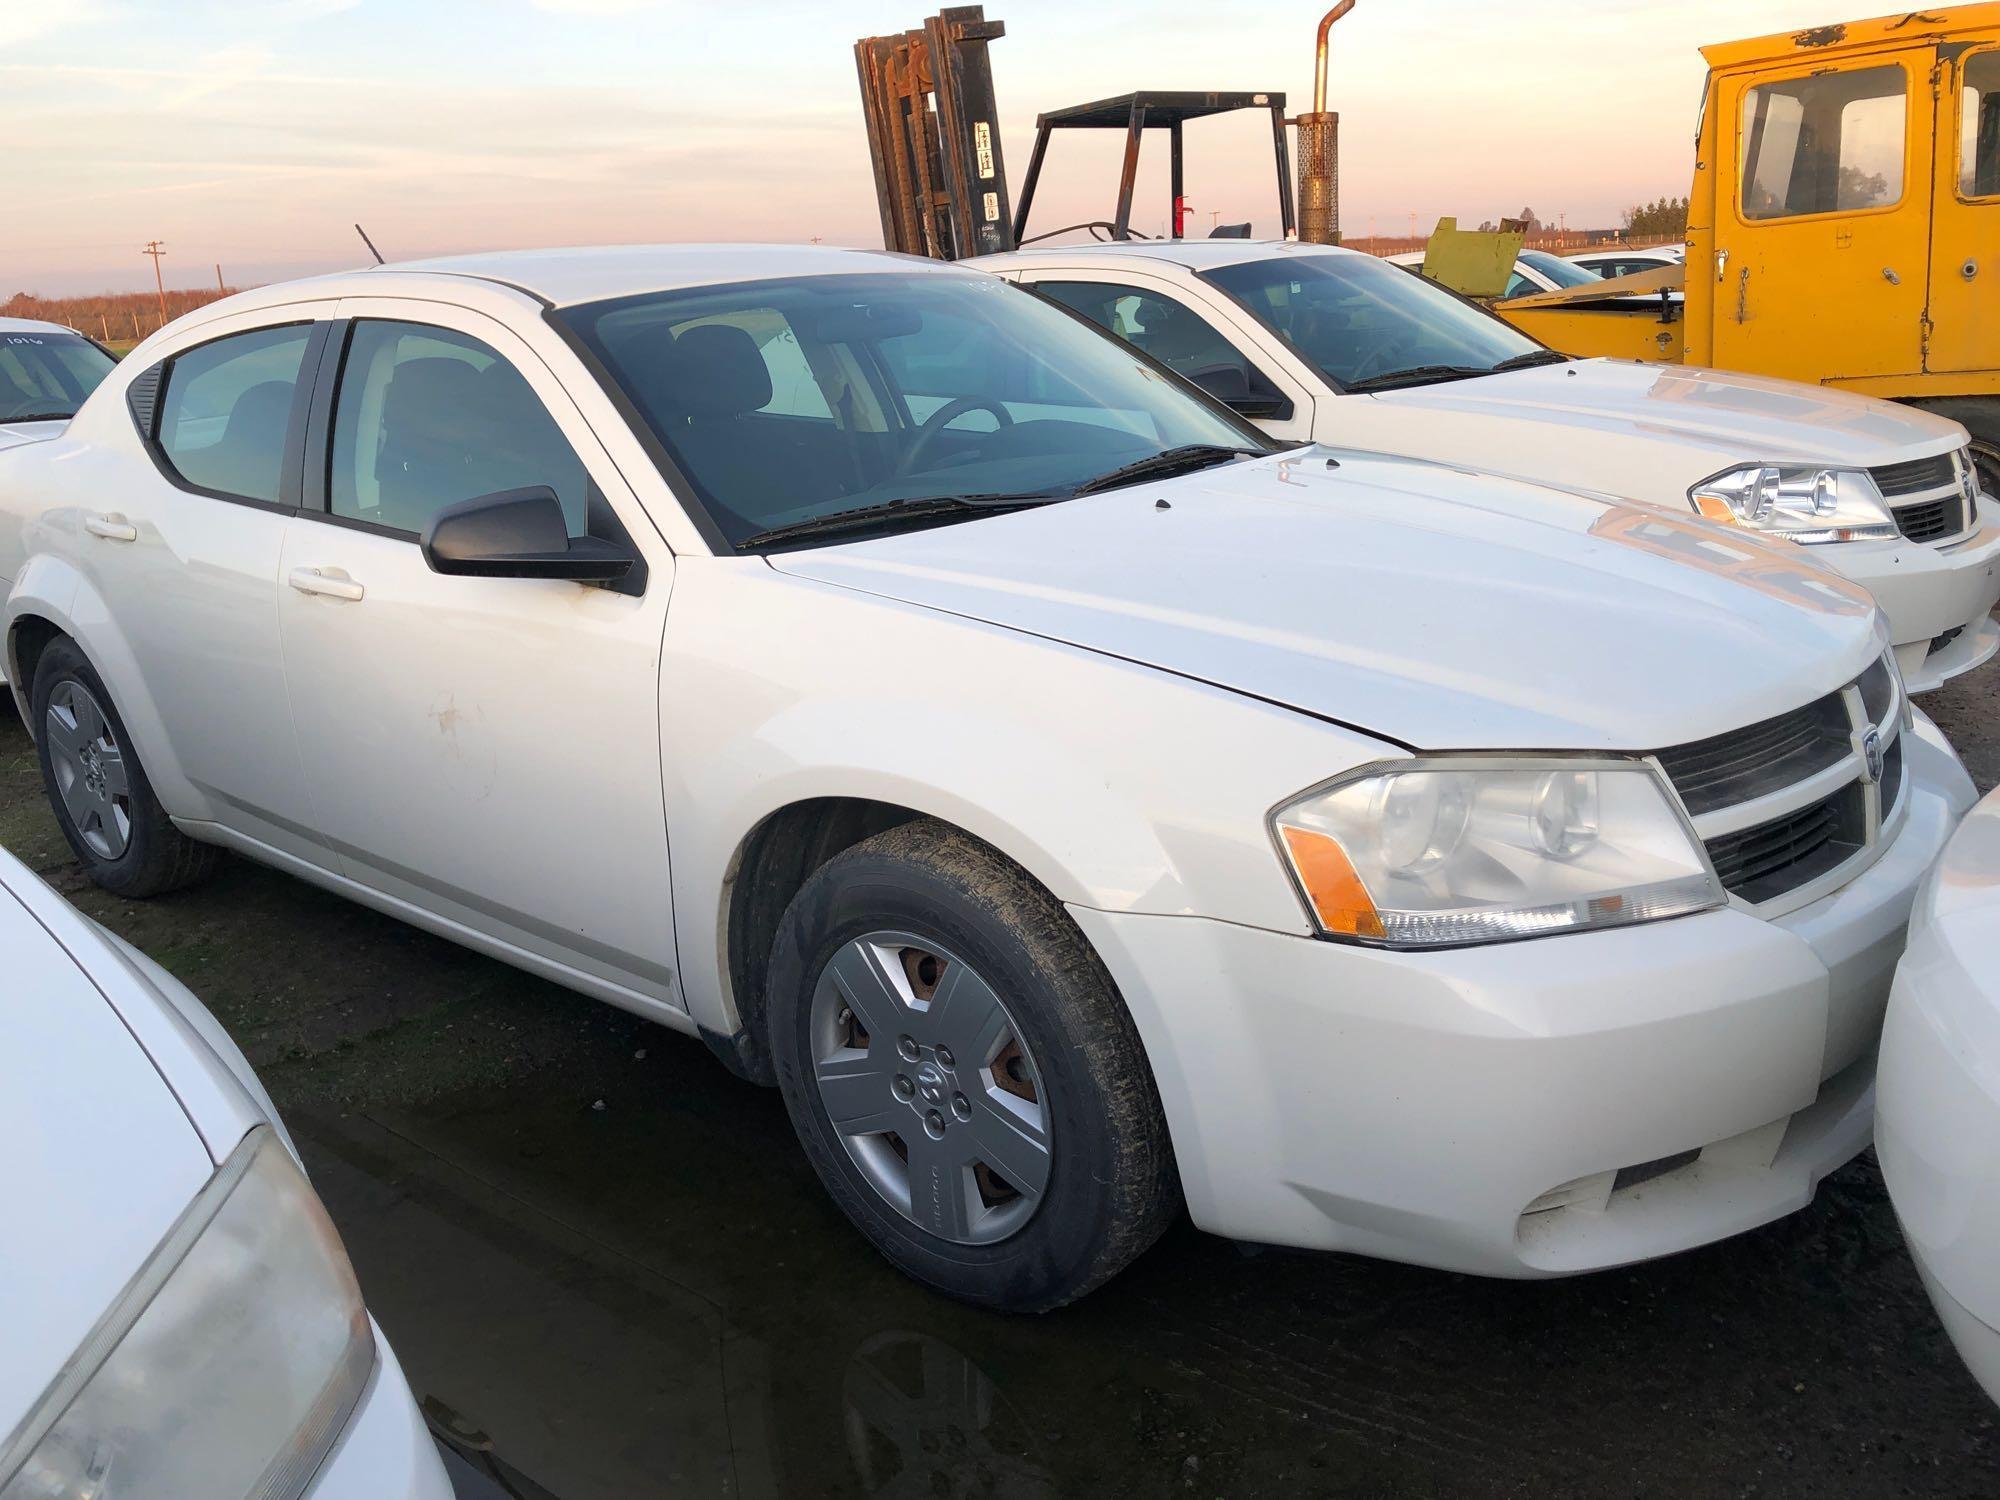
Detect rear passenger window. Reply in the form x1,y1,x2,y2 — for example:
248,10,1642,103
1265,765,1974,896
1035,280,1291,417
155,325,311,504
329,321,592,537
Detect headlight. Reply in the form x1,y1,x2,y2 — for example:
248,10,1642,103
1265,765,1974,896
1272,758,1725,948
1688,464,1899,543
0,1128,373,1500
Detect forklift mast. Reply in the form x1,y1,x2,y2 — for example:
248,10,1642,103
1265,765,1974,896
855,6,1016,260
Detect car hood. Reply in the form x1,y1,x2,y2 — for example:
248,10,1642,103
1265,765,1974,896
0,420,67,453
0,878,213,1434
769,450,1884,751
1925,783,2000,930
1368,360,1960,472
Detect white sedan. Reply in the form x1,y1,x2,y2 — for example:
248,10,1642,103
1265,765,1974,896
0,844,451,1497
0,244,1976,1309
1878,783,2000,1406
1568,247,1687,280
983,239,2000,692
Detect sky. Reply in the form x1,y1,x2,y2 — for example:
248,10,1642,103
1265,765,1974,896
2,0,1867,296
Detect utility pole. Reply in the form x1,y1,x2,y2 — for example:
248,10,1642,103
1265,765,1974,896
142,240,168,324
215,264,225,294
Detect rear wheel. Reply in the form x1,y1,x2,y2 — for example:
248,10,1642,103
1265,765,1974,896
766,819,1178,1311
31,638,218,896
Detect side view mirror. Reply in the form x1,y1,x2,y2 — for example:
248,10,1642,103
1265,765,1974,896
421,487,635,584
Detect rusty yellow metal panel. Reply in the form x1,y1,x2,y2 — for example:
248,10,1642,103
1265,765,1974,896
1416,217,1523,298
1699,2,2000,71
1496,305,1686,364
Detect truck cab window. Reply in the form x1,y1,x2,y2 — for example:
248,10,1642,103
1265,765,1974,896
1741,65,1907,220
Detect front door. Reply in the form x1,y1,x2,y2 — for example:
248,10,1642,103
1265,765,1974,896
1927,43,2000,373
274,300,681,1008
1711,54,1933,383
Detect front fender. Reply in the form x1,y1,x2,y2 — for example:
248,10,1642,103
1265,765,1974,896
659,560,1392,1035
6,554,210,819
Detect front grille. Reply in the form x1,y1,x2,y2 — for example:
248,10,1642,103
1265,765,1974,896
1883,736,1905,813
1612,1150,1700,1194
1704,784,1866,904
1929,624,1966,659
1652,693,1850,816
1872,452,1958,498
1855,656,1896,723
1892,494,1966,544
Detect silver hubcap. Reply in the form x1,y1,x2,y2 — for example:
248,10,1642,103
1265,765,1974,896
45,680,131,861
810,931,1052,1245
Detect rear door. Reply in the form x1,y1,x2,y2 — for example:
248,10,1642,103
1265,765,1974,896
1711,54,1932,381
275,298,681,1009
1927,43,2000,373
84,310,334,861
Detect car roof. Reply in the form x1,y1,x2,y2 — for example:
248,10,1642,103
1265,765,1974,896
985,238,1366,273
208,243,975,319
0,316,85,335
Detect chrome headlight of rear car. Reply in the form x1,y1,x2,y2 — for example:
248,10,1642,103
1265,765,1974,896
0,1128,373,1500
1687,464,1899,543
1272,758,1724,948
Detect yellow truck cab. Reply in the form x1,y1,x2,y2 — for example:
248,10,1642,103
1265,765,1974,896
1490,6,2000,490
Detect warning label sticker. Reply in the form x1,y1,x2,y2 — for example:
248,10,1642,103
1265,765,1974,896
974,121,995,179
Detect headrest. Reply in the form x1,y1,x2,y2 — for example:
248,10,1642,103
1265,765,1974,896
382,357,487,435
671,323,772,417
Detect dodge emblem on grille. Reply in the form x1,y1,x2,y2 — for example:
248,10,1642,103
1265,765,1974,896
1861,727,1884,784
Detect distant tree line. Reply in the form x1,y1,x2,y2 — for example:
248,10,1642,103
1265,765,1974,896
1623,197,1690,237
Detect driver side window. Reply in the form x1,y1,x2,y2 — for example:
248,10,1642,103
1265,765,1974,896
328,321,593,538
1034,280,1291,418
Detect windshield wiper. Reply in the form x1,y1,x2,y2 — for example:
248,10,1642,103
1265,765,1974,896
2,409,74,423
1067,444,1262,498
1488,350,1570,372
1341,365,1498,394
735,493,1057,551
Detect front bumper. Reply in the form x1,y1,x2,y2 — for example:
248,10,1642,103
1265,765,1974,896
1822,514,2000,692
1073,727,1972,1279
306,1321,454,1500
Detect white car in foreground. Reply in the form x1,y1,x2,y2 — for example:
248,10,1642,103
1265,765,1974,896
0,245,1977,1309
983,240,2000,692
1878,783,2000,1406
0,845,450,1497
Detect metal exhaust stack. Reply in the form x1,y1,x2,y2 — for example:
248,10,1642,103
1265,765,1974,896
1296,1,1353,244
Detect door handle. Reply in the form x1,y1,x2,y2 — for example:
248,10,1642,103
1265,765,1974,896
288,566,365,602
83,512,137,542
1714,248,1729,281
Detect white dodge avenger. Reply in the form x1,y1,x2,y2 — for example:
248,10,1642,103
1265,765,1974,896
0,246,1977,1310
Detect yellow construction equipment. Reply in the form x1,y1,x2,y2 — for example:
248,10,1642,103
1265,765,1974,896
1447,4,2000,489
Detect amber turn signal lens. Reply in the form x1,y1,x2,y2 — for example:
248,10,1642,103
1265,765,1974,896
1278,825,1385,939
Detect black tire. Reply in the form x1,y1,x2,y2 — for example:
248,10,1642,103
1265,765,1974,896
1902,395,2000,499
767,819,1179,1312
30,637,218,897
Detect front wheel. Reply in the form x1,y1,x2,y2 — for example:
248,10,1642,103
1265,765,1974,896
766,820,1179,1311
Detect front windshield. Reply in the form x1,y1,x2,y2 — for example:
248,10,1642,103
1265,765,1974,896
1201,251,1547,389
560,272,1266,547
0,328,116,422
1516,250,1604,289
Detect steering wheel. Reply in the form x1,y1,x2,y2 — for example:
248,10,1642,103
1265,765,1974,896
1341,335,1429,386
897,396,1015,476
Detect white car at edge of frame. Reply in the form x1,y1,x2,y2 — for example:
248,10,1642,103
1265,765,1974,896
1878,782,2000,1407
0,843,451,1498
0,244,1979,1310
983,239,2000,693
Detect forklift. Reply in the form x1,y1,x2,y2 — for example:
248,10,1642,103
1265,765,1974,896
852,4,1356,259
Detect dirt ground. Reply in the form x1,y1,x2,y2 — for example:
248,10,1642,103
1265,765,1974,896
4,644,1997,1499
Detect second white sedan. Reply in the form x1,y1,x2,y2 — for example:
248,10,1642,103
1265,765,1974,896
982,238,2000,692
